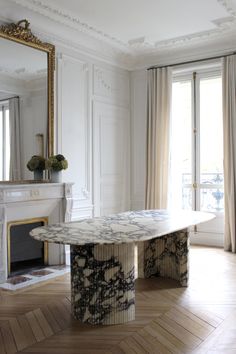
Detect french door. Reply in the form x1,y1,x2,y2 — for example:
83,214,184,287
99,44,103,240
170,69,224,246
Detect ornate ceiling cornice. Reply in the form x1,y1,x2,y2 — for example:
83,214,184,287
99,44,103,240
217,0,236,16
5,0,236,68
8,0,131,52
129,16,235,53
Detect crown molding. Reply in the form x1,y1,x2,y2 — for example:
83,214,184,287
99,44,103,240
3,0,134,69
217,0,236,16
9,0,236,51
132,38,236,70
31,26,134,70
3,0,236,70
8,0,131,52
0,66,46,80
129,17,235,53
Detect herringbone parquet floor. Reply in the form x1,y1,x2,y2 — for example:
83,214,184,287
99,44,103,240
0,246,236,354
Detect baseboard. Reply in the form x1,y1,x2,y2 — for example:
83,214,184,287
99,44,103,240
190,231,223,247
71,205,94,220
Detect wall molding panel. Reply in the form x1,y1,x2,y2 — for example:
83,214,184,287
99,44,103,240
56,50,131,219
57,54,93,218
93,101,130,217
93,65,130,106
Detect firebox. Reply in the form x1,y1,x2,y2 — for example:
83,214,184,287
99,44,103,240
7,217,48,276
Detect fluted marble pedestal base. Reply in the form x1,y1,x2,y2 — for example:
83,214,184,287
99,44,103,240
70,243,135,325
138,229,189,286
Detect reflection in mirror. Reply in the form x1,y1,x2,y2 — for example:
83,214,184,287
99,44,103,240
0,102,10,179
0,36,48,181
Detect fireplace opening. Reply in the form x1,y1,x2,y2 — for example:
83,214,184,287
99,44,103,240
7,218,48,277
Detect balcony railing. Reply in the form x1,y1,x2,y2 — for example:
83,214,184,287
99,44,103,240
182,173,224,212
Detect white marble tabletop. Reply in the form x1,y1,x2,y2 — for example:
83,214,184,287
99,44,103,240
30,209,214,245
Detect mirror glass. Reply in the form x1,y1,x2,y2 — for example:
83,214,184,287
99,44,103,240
0,36,48,181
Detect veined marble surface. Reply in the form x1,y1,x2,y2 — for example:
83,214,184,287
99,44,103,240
30,209,214,245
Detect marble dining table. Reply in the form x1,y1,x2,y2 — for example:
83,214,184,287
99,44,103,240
30,209,214,325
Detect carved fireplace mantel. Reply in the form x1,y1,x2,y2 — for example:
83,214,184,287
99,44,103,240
0,182,73,283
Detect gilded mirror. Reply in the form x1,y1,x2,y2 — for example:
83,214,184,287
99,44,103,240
0,19,55,181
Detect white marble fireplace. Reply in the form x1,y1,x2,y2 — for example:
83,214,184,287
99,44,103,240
0,182,73,283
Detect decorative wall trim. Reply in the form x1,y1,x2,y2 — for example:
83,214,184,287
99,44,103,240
94,67,113,93
71,204,94,221
57,53,94,217
93,65,130,106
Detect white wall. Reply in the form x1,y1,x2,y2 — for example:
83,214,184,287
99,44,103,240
56,48,131,219
130,70,147,211
0,18,131,220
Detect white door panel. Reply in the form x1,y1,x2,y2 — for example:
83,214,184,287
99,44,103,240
93,101,130,217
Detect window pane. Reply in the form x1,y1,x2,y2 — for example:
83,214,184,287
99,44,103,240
0,109,2,180
199,77,224,212
5,108,10,180
200,187,224,212
170,80,192,210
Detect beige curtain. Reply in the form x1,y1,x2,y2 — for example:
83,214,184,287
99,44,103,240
9,97,22,180
146,67,172,209
222,55,236,252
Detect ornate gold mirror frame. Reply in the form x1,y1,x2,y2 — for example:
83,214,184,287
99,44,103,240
0,19,55,155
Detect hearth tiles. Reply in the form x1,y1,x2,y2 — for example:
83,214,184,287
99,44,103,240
0,266,70,290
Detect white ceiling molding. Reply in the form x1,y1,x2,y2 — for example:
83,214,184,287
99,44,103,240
10,0,236,47
8,0,131,52
3,0,236,69
137,17,235,53
8,0,236,52
0,66,47,81
3,0,134,69
129,20,234,53
30,26,133,70
217,0,236,16
0,73,46,95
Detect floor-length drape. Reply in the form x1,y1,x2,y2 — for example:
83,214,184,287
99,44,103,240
9,97,22,180
146,67,172,209
222,55,236,252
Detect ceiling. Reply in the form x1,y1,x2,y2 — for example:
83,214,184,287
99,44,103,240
1,0,236,68
47,0,231,45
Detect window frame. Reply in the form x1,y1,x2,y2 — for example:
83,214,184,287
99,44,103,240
172,65,223,209
0,100,10,180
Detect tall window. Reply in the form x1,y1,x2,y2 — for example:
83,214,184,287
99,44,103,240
0,102,10,180
169,68,224,238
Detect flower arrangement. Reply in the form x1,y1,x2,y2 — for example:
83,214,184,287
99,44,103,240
27,155,46,171
45,154,68,171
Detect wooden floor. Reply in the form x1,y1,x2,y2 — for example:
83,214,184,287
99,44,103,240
1,246,236,354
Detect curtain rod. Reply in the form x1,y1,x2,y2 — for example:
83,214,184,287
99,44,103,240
147,51,236,70
0,95,19,103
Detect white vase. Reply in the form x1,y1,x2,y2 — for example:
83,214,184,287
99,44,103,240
50,170,62,183
34,170,43,181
